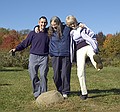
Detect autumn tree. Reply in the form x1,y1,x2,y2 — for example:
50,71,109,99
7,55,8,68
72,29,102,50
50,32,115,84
0,30,20,51
0,28,9,45
103,33,120,57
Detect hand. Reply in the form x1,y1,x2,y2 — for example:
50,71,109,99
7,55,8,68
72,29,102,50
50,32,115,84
9,49,16,56
35,27,39,33
9,49,15,53
79,23,85,28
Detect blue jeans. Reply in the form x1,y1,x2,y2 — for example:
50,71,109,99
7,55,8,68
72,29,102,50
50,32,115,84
28,54,49,98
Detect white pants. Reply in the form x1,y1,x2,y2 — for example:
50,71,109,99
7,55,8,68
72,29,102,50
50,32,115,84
76,45,97,95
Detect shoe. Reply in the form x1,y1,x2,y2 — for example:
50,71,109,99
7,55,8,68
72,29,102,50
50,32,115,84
35,96,38,100
80,94,88,100
63,94,68,99
93,54,103,71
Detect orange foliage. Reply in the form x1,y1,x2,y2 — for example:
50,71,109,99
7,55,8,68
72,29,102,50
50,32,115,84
106,34,113,38
103,33,120,56
0,30,20,51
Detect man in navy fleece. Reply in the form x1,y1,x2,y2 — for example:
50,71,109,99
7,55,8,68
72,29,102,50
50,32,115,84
9,16,49,100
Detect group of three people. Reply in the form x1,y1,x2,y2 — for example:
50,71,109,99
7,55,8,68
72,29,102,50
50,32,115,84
9,15,103,100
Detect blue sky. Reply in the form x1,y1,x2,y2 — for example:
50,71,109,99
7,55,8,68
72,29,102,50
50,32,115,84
0,0,120,35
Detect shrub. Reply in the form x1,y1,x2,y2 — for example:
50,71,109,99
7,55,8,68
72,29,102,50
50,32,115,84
0,49,29,69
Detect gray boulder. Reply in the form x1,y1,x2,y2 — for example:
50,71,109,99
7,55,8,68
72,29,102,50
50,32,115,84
36,90,64,107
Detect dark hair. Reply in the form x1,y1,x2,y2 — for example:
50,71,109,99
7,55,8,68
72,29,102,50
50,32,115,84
39,16,48,24
39,16,47,20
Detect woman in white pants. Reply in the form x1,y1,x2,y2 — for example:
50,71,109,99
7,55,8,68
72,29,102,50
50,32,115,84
66,15,103,100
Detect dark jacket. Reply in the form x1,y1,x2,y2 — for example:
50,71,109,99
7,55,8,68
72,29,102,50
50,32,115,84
49,25,71,56
15,30,49,56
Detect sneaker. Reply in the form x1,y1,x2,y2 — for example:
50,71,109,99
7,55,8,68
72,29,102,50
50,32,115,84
93,54,103,71
35,96,38,100
35,95,39,100
63,94,68,99
80,94,88,100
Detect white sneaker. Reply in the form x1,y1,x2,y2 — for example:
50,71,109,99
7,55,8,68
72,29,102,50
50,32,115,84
63,94,68,99
97,68,101,71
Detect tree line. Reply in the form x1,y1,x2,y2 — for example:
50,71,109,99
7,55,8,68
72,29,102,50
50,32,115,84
0,28,120,68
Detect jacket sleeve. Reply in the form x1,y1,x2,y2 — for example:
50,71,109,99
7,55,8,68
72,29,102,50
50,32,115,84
71,27,84,44
15,31,33,51
81,30,98,53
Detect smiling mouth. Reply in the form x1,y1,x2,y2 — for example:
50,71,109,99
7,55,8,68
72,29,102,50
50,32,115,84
54,27,57,30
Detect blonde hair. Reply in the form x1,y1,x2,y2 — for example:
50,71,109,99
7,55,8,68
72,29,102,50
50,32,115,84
66,15,78,26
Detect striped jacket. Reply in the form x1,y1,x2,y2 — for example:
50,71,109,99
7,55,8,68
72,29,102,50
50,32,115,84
70,24,98,62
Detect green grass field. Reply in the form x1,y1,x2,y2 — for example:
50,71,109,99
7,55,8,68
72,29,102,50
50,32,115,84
0,66,120,112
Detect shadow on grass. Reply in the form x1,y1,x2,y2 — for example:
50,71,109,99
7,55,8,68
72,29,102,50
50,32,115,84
70,88,120,98
0,83,13,87
0,68,24,72
88,88,120,94
88,88,120,98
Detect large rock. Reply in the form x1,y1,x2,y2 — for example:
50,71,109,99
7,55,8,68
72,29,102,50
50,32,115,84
36,90,64,107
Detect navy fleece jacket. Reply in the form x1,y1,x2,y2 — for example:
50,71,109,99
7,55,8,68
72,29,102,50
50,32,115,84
15,30,49,56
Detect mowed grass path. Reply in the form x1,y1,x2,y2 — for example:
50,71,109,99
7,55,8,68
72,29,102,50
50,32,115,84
0,66,120,112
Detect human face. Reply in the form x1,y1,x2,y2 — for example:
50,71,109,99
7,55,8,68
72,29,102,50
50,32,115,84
67,21,77,29
51,21,58,31
38,18,47,31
